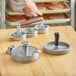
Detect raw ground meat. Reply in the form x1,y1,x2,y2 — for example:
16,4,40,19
36,2,65,10
36,3,47,10
8,15,26,23
48,5,65,10
37,6,46,10
47,13,67,20
47,2,65,10
7,15,43,26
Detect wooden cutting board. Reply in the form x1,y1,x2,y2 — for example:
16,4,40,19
0,26,76,76
33,0,68,2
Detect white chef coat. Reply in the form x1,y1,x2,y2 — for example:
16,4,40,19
6,0,32,12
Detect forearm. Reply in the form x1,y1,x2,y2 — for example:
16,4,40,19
6,0,42,17
6,0,33,12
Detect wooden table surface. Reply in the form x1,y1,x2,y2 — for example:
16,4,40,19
33,0,67,2
0,26,76,76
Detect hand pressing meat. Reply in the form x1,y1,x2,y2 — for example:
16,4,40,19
6,0,42,17
23,1,42,17
47,13,66,20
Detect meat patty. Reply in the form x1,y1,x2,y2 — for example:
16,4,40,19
47,2,65,10
47,13,67,20
37,6,46,10
7,15,43,26
36,3,45,6
36,3,46,10
8,15,26,23
48,5,64,10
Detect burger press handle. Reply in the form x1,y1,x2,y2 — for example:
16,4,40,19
11,24,26,41
44,32,70,55
6,45,16,54
34,18,44,29
39,20,44,28
17,24,21,36
55,32,59,46
21,41,30,56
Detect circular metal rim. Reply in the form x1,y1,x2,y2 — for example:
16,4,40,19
24,28,38,33
11,46,40,63
12,56,39,63
44,47,70,55
11,35,26,41
11,31,26,40
11,31,26,37
35,25,49,30
23,28,38,37
12,46,39,56
43,41,70,55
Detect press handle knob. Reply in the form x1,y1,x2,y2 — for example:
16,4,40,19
39,19,44,28
21,41,30,56
6,45,16,54
55,32,59,46
17,24,21,36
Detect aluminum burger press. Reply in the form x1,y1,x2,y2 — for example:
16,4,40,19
34,20,49,34
6,41,41,63
23,27,38,37
44,32,70,55
11,20,49,40
11,24,26,41
23,21,49,37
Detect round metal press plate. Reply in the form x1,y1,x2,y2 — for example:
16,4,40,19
35,25,49,34
11,32,26,40
11,46,39,63
12,46,38,56
24,28,38,37
44,41,70,55
12,32,26,37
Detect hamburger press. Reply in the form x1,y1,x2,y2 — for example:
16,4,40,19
11,24,26,41
11,20,49,40
6,41,41,63
44,32,70,55
34,20,49,34
23,27,38,37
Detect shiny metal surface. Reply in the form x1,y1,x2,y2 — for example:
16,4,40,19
24,28,38,37
6,41,40,63
44,41,70,55
44,32,70,55
11,24,26,40
34,21,49,34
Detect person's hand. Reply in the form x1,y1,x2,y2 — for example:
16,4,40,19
22,1,42,17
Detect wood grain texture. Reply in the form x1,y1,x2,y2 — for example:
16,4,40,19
33,0,67,2
0,26,76,76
